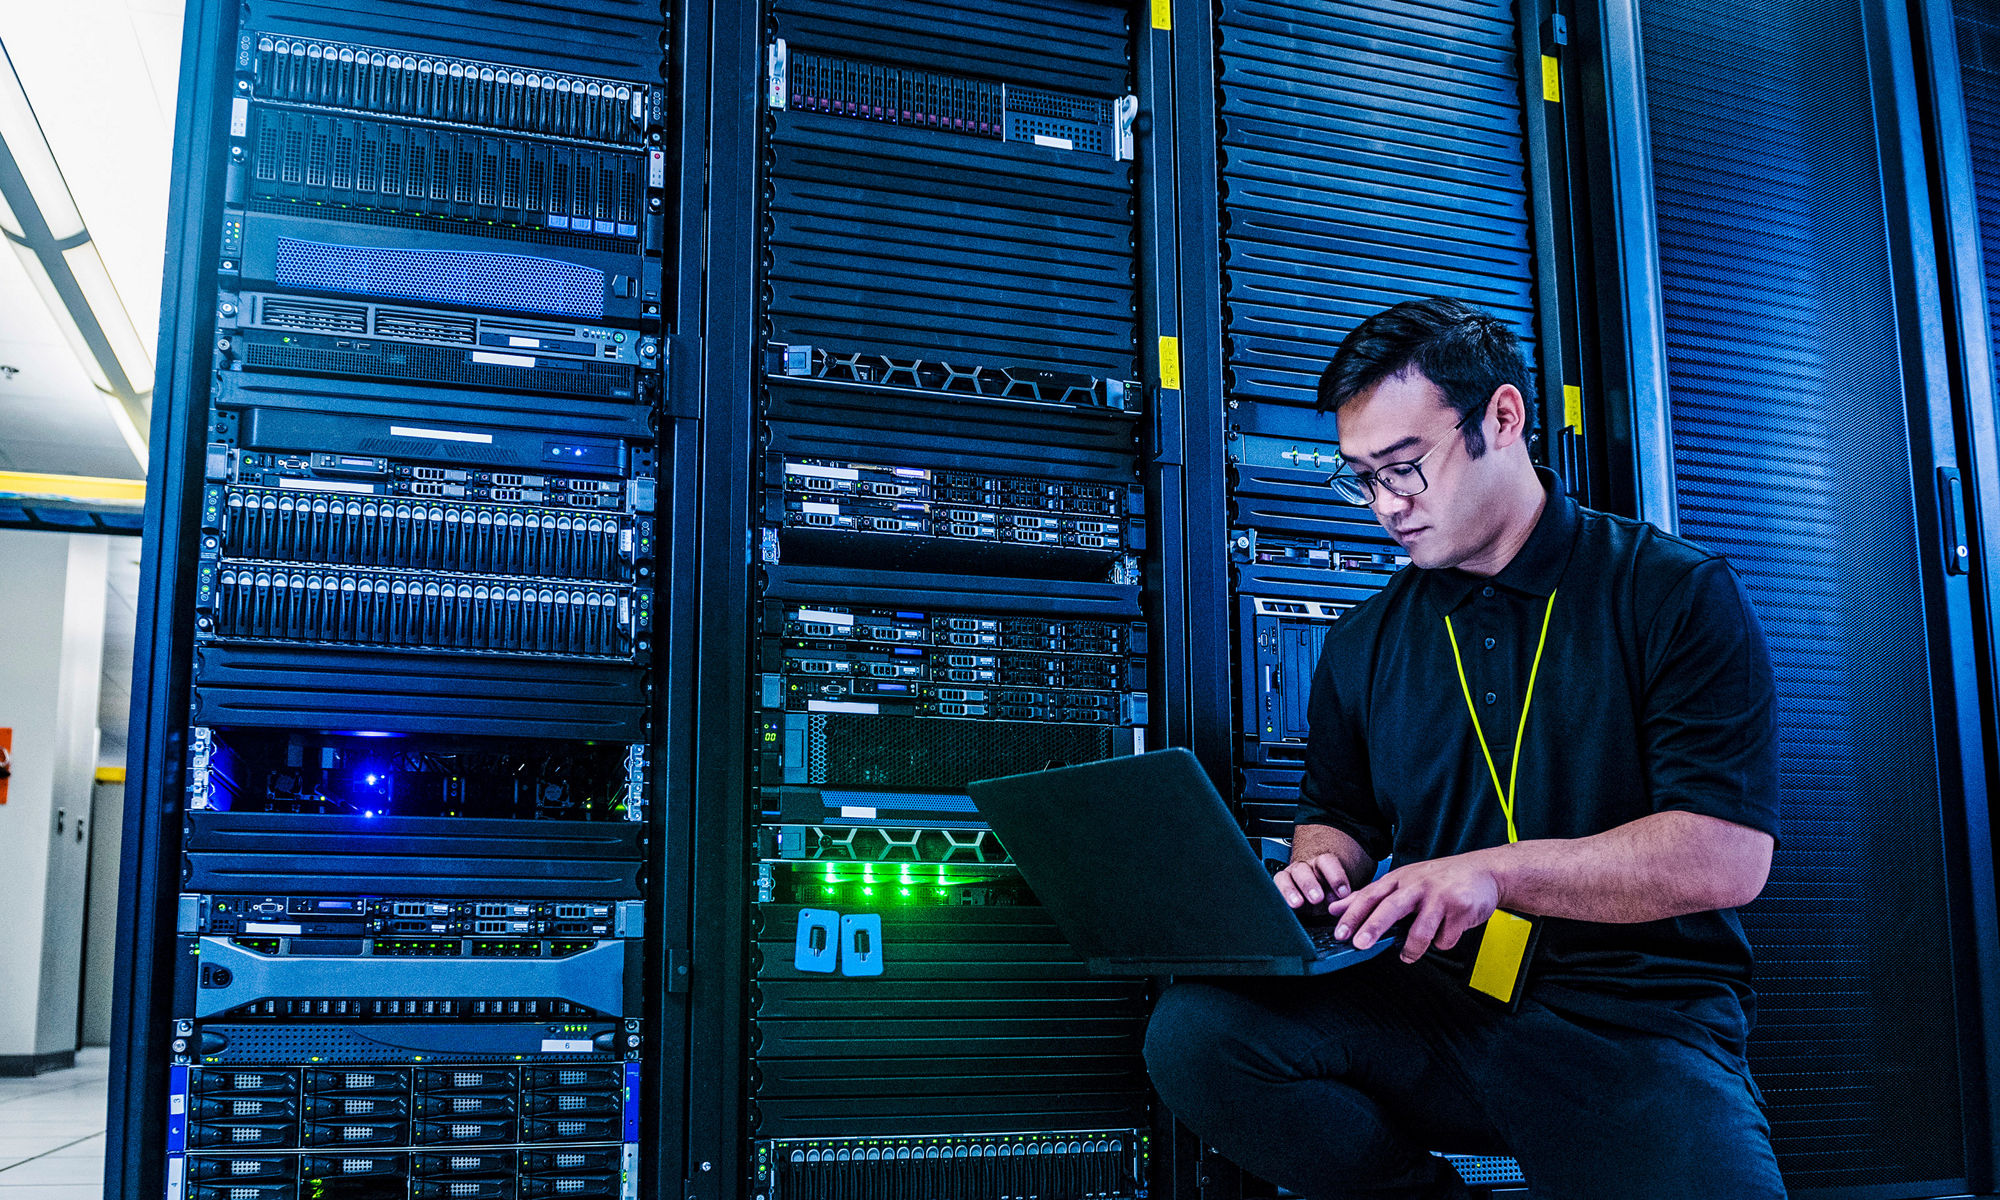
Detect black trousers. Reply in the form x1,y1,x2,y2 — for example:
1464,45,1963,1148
1142,956,1785,1200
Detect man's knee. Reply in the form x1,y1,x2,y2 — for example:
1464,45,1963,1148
1141,984,1219,1094
1143,982,1251,1118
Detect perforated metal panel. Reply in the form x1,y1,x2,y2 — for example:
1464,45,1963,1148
1959,6,2000,410
1645,0,1966,1189
1215,0,1537,407
272,238,607,318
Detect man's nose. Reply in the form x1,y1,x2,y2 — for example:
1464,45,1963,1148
1372,487,1415,517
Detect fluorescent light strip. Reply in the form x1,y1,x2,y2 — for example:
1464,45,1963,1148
9,246,112,391
0,42,81,240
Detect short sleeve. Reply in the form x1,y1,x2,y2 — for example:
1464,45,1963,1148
1295,630,1394,860
1640,557,1781,841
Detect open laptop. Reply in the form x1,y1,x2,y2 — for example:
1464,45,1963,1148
967,748,1399,976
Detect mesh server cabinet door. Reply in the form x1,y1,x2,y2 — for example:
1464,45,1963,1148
1211,0,1545,855
1185,0,1551,1194
1645,0,1992,1192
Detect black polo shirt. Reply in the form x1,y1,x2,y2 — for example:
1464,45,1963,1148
1297,467,1779,1066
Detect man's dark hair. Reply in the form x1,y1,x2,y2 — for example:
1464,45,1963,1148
1316,297,1537,458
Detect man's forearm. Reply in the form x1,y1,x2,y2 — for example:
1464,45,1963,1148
1471,810,1773,923
1327,809,1776,958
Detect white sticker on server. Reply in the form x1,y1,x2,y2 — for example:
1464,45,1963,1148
472,351,537,368
795,608,855,627
786,462,861,480
390,425,494,444
276,479,375,494
540,1039,596,1053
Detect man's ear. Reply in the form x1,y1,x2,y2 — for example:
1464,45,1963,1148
1487,384,1530,451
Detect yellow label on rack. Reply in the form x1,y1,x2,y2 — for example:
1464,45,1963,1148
1152,0,1172,30
1564,384,1583,432
1543,55,1561,103
1158,336,1182,390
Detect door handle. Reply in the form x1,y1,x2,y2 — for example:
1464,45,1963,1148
1939,466,1970,577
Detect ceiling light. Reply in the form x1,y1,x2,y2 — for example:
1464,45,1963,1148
11,247,112,392
62,242,153,393
0,43,82,240
103,391,148,471
0,36,149,469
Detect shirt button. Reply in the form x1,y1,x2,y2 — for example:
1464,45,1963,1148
1483,637,1496,650
1484,692,1497,705
1482,586,1495,598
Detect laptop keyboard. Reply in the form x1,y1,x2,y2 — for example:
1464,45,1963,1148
1306,925,1357,953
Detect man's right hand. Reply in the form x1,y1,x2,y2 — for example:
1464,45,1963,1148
1272,852,1352,913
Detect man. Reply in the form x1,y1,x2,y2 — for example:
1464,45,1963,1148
1143,298,1785,1199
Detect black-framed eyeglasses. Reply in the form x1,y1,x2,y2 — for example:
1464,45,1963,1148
1326,406,1481,506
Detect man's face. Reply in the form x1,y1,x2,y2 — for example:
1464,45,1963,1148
1333,370,1500,571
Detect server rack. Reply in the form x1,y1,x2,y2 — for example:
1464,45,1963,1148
688,5,1183,1200
108,2,692,1197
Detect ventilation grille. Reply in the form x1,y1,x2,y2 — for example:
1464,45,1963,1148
271,237,605,319
1215,0,1536,406
1648,0,1969,1188
257,297,368,333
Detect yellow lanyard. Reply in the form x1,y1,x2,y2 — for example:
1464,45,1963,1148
1443,590,1557,844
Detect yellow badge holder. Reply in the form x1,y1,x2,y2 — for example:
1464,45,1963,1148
1443,590,1557,1010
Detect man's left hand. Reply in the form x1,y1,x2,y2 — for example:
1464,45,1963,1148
1327,852,1503,963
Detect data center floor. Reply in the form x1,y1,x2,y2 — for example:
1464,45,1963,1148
0,1047,109,1197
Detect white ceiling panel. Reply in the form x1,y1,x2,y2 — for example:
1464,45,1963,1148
0,233,142,478
0,1,181,481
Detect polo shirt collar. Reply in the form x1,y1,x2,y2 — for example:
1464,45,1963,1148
1425,467,1580,612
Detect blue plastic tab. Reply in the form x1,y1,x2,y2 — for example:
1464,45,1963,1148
840,913,884,977
623,1060,642,1142
794,909,840,973
165,1064,189,1153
